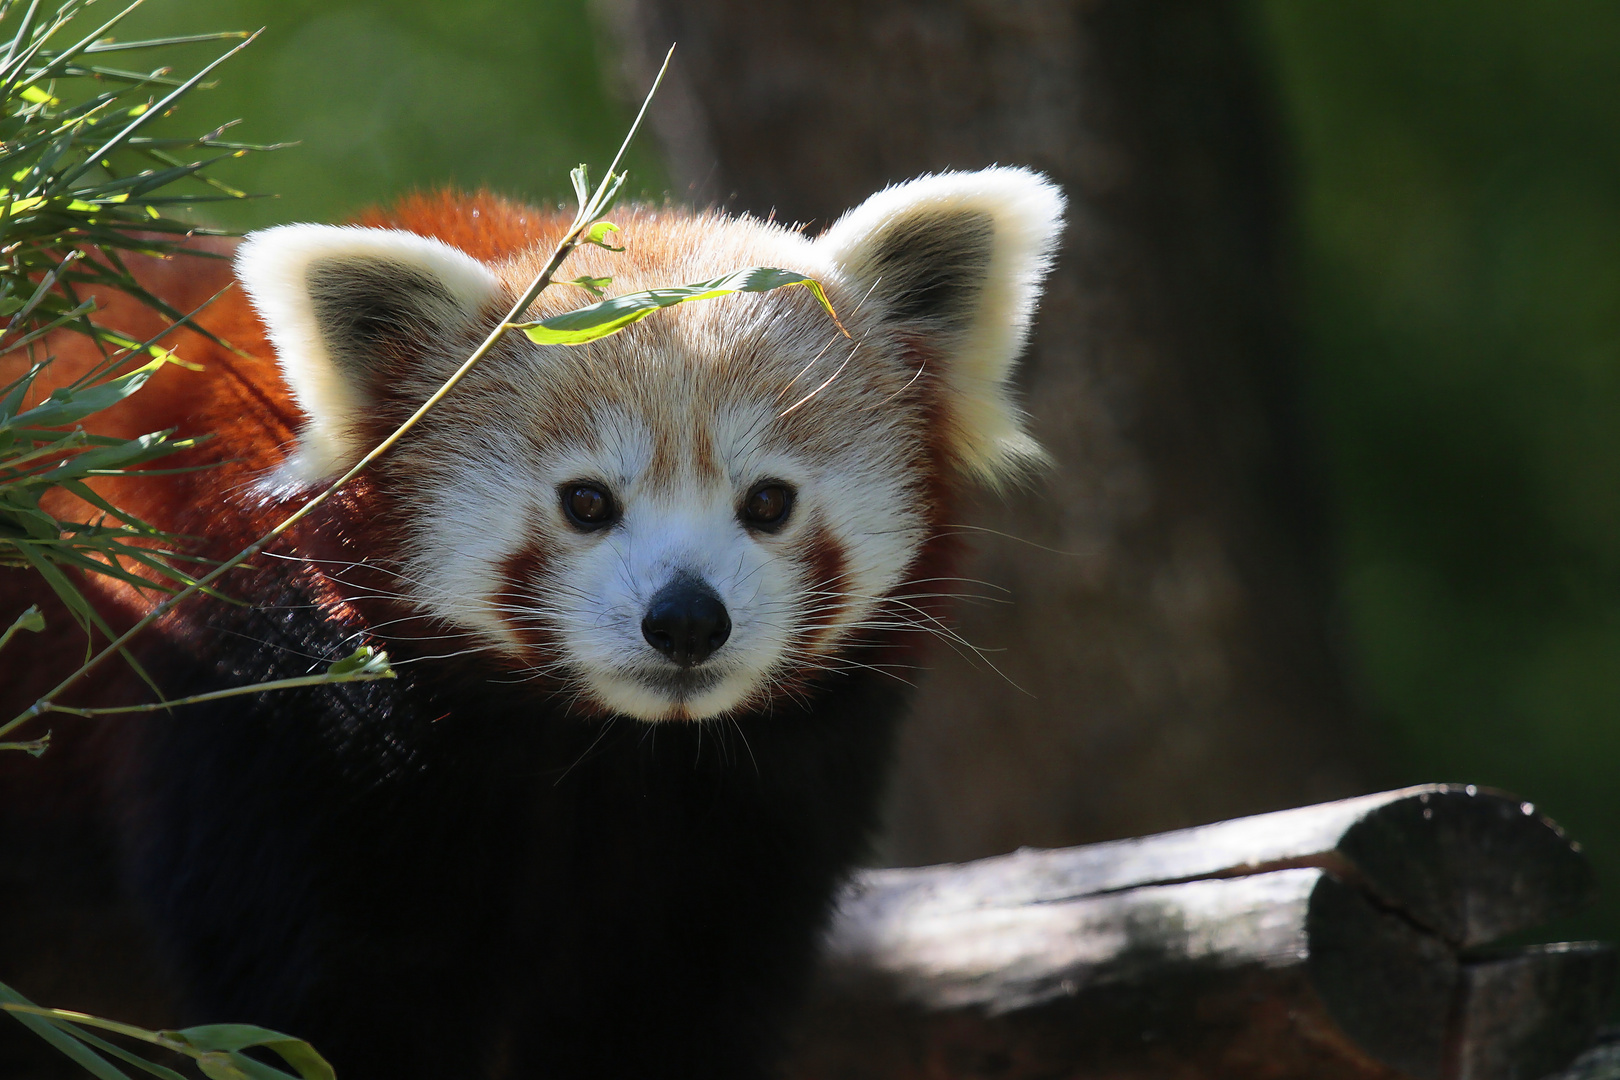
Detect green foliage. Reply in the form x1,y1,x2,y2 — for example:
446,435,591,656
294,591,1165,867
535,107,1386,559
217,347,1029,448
0,0,264,316
0,1,399,730
0,10,397,1070
0,980,332,1080
322,643,392,679
516,267,847,346
0,601,43,644
103,0,665,230
1255,0,1620,945
0,0,272,655
3,354,203,596
583,220,625,251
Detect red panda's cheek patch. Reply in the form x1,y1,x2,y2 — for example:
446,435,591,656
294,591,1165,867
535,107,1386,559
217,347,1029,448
494,541,560,658
794,518,851,649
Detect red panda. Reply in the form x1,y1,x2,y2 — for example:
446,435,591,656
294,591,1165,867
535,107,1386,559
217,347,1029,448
0,169,1063,1079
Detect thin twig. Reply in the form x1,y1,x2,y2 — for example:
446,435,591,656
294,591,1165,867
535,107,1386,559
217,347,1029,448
33,666,394,717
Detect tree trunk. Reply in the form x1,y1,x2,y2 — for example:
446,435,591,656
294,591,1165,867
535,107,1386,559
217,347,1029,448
597,0,1369,864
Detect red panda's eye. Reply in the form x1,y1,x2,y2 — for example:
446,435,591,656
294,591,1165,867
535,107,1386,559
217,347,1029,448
742,482,794,530
562,482,617,529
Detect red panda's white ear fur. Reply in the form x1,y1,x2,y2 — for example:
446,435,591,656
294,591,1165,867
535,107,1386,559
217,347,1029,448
234,224,502,488
816,167,1065,488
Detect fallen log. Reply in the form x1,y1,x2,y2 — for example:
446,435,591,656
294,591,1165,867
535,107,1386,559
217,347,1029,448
791,785,1615,1080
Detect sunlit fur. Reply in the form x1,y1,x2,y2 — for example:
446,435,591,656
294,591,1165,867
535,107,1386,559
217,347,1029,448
231,169,1064,722
819,167,1064,487
235,225,504,489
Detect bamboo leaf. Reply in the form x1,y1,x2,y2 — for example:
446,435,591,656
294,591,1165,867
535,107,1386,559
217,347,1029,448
324,644,394,679
567,274,612,297
66,1030,188,1080
12,539,167,699
49,28,263,194
569,162,589,209
22,1014,189,1080
4,355,163,428
194,1053,255,1080
0,986,137,1080
514,267,848,346
583,219,623,250
170,1025,335,1080
0,603,43,650
0,297,98,359
585,168,628,220
10,0,146,98
84,30,251,53
36,427,188,479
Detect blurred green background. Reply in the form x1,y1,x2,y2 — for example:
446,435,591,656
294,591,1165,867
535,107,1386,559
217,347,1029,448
1258,2,1620,947
118,2,1620,940
115,0,659,227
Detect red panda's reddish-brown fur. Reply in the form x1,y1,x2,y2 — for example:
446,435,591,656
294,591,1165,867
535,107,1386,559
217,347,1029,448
6,194,574,703
19,192,557,547
0,174,1063,1080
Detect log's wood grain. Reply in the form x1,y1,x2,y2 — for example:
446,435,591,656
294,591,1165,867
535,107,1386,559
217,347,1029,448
823,866,1320,1014
787,785,1615,1080
1305,874,1457,1077
1331,790,1596,949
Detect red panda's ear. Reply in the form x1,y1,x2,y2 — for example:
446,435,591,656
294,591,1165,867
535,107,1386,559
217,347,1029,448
235,225,503,487
817,168,1065,489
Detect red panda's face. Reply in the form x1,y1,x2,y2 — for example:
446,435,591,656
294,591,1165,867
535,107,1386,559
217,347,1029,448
392,297,935,720
236,169,1064,721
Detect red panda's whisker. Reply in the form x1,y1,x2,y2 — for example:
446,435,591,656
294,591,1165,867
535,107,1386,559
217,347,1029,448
895,574,1014,593
386,645,499,665
772,330,843,405
778,340,862,420
863,357,927,412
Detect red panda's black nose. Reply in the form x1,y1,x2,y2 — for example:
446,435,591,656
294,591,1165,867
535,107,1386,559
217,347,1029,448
642,579,731,667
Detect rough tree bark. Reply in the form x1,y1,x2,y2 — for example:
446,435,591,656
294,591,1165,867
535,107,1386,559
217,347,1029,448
596,0,1370,863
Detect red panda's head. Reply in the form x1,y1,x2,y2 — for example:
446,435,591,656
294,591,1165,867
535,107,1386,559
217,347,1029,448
234,169,1064,721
